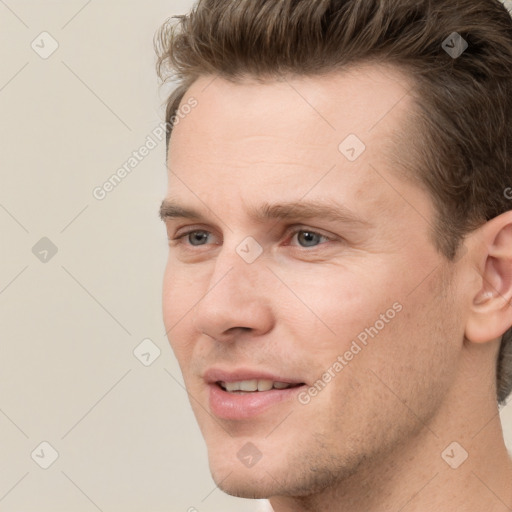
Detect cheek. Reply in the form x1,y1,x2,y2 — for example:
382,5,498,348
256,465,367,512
345,275,460,416
312,294,459,456
275,261,404,353
280,257,458,407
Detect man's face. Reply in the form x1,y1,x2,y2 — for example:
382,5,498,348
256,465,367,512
162,65,464,498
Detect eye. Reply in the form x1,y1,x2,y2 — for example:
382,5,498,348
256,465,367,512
171,229,216,247
289,229,330,248
168,227,333,250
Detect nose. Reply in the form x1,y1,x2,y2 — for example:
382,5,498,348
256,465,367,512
192,241,275,343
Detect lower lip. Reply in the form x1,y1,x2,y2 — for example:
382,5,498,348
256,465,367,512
208,383,306,420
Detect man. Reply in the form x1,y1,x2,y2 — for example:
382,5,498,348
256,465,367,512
156,0,512,510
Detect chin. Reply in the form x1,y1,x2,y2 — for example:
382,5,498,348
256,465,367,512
205,444,281,499
210,466,278,499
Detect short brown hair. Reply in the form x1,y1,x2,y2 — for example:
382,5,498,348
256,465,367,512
154,0,512,404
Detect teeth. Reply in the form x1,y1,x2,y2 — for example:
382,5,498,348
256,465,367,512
273,381,292,389
257,379,274,391
220,379,295,392
240,379,258,391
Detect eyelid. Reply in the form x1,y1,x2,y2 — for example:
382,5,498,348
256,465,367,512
171,224,221,239
169,224,336,248
284,225,333,245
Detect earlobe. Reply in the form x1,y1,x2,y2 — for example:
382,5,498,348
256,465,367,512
464,212,512,344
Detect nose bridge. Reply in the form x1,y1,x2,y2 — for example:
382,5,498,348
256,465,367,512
192,236,272,338
206,237,264,303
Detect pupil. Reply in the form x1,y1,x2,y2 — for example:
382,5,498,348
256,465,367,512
190,231,208,245
298,231,319,247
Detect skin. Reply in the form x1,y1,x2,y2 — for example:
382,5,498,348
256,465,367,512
161,64,512,511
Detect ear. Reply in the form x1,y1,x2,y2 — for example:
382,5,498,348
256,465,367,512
465,210,512,344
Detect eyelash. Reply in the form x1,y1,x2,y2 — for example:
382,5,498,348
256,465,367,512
169,227,333,250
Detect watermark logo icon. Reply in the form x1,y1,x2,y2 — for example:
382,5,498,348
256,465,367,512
237,442,263,468
236,237,263,264
338,134,366,162
32,237,58,263
31,32,59,59
133,338,161,367
441,441,468,469
31,441,59,469
442,32,468,59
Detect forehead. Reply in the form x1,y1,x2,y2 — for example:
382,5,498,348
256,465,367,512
171,63,413,143
166,63,426,224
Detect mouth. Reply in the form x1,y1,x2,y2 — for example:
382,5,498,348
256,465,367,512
204,369,308,420
216,379,304,393
208,379,307,425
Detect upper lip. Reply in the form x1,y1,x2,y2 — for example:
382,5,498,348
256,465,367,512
204,367,305,385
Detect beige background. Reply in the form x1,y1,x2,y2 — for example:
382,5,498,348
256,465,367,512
0,1,511,511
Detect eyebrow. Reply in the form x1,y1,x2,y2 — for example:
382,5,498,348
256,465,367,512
159,198,370,227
